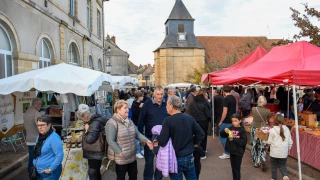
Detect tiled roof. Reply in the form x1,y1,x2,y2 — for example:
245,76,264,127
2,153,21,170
165,0,194,24
128,60,138,73
196,36,279,67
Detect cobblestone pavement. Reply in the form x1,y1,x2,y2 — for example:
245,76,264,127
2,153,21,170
2,135,311,180
103,136,299,180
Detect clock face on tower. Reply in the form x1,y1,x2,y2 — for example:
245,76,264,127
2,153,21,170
179,34,186,41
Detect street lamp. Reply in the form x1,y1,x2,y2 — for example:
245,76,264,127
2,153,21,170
105,46,111,74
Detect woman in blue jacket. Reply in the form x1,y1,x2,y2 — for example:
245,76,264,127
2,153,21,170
33,116,63,180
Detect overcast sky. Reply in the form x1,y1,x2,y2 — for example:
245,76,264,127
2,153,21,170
104,0,320,66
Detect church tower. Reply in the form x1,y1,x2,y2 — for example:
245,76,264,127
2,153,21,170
154,0,205,86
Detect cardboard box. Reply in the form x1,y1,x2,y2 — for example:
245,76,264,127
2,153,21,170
298,113,317,127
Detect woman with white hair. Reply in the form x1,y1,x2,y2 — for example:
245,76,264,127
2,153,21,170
106,100,153,180
250,96,271,172
77,104,108,180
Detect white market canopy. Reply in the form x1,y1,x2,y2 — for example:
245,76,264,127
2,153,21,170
167,83,199,88
0,63,113,96
111,76,139,89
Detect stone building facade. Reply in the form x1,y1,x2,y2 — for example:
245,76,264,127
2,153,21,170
154,0,205,87
105,35,129,76
0,0,105,79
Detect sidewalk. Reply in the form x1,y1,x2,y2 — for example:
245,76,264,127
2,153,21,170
0,141,28,179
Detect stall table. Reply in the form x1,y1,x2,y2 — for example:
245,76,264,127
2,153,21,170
61,147,88,180
289,128,320,170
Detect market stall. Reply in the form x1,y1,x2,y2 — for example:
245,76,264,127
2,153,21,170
0,63,113,180
289,127,320,170
202,46,267,83
204,41,320,180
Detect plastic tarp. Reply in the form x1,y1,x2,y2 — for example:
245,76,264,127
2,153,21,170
167,83,199,88
111,76,139,89
210,41,320,85
202,46,267,83
0,63,113,96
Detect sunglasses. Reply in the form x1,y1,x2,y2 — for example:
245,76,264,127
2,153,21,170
276,112,285,117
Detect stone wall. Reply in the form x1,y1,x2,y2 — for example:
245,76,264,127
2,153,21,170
154,48,205,87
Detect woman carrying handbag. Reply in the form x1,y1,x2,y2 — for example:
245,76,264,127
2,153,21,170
77,104,108,180
250,96,271,172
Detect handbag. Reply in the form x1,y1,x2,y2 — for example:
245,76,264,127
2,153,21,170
101,121,119,173
82,120,106,152
29,159,39,180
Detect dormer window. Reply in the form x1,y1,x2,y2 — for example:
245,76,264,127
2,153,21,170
178,24,186,41
178,24,184,33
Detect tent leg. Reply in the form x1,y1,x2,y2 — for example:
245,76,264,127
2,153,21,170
293,85,302,180
287,85,290,118
212,86,215,139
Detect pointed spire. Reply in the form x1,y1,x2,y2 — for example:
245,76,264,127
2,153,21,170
165,0,194,24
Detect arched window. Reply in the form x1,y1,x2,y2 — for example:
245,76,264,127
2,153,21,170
0,24,13,79
98,59,102,71
88,55,93,69
68,42,79,65
38,39,51,69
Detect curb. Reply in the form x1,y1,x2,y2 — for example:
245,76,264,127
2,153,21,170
245,144,315,180
0,153,29,179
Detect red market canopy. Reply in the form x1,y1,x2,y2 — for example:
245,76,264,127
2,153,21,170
202,46,267,83
210,41,320,85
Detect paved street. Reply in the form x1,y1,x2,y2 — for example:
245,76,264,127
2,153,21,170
4,136,299,180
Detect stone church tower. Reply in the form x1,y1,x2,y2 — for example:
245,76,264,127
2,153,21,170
154,0,205,87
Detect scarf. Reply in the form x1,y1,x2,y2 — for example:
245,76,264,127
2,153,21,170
116,113,130,127
33,127,54,159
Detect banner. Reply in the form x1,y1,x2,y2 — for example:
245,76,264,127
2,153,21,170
0,94,15,135
13,91,36,125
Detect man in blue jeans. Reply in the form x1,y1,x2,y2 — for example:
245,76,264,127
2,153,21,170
218,85,237,159
157,96,205,179
139,86,168,180
23,98,42,179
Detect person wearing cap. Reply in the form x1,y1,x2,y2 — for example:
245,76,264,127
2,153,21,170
77,104,108,180
310,88,320,121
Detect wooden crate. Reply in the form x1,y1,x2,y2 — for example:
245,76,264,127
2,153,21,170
298,113,317,127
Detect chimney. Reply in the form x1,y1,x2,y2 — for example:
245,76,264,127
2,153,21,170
106,34,110,41
111,36,116,43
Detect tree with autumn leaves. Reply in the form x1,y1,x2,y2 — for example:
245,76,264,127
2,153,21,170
272,3,320,46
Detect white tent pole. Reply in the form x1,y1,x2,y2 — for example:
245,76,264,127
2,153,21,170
287,85,290,118
293,85,302,180
212,86,215,138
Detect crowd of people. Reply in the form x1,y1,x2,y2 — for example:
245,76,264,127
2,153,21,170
22,84,320,180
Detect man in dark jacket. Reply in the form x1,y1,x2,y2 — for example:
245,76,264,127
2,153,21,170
157,96,205,180
213,89,223,136
139,86,168,180
185,87,199,114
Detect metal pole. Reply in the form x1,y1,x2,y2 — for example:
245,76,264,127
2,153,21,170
212,86,215,138
287,85,290,118
293,85,302,180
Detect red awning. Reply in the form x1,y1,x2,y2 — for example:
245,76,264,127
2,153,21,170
202,46,267,83
210,41,320,85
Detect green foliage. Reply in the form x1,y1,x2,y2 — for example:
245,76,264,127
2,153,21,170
273,3,320,46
